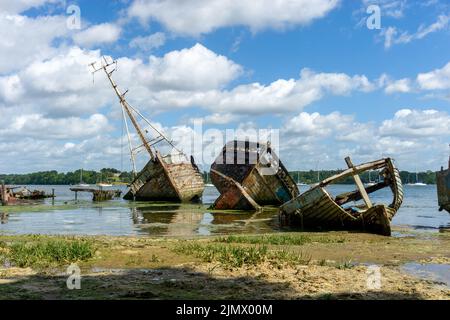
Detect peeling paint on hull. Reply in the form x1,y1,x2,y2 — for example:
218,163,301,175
280,158,404,236
436,158,450,214
210,140,299,211
124,152,205,203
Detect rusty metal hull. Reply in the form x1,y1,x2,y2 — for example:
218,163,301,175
437,164,450,213
1,184,15,206
124,152,204,202
210,140,299,210
280,158,403,236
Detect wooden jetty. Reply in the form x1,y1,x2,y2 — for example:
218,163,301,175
70,186,122,202
90,58,204,203
437,153,450,213
210,140,299,211
280,157,404,236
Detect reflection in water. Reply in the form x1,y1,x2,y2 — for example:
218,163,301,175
0,212,8,224
0,185,449,236
128,205,280,237
439,226,450,234
402,263,450,288
198,213,214,236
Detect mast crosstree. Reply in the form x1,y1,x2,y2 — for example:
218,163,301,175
89,57,184,170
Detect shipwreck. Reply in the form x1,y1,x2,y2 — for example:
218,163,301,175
1,182,55,206
436,152,450,213
90,58,204,202
70,186,122,202
279,157,404,236
210,140,299,210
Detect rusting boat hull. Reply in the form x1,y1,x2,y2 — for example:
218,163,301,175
93,190,121,201
1,182,15,206
280,158,403,236
436,157,450,213
70,187,122,201
1,183,54,206
124,152,204,202
13,189,54,200
210,140,299,210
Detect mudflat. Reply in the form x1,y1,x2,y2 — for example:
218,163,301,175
0,229,449,300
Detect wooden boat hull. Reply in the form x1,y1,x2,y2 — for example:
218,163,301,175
280,187,395,236
124,152,204,202
436,167,450,213
1,184,54,206
210,140,299,210
280,158,403,236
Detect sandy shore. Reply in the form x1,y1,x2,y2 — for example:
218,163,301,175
0,229,449,300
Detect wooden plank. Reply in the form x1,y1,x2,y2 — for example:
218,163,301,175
319,159,387,186
335,181,388,205
211,169,261,210
1,181,7,206
345,157,372,208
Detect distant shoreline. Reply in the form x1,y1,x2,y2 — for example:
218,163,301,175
0,168,439,185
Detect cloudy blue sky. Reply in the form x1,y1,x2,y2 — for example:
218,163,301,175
0,0,449,174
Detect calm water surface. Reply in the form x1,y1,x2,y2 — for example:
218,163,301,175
0,185,449,237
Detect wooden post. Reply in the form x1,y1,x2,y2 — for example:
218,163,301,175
52,188,55,205
1,180,7,206
345,157,372,208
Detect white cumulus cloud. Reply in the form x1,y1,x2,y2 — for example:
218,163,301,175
417,61,450,90
379,109,450,137
129,32,166,51
73,23,122,47
128,0,340,36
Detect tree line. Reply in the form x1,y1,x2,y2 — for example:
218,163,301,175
0,168,133,185
0,168,437,185
286,170,437,185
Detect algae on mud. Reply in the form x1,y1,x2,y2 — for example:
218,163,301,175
0,230,449,300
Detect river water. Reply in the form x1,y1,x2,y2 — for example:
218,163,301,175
0,184,449,237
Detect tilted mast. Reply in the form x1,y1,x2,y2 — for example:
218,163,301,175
92,58,155,160
90,57,185,169
89,57,205,203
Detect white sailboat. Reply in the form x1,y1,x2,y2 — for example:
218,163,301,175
73,168,90,188
97,172,113,188
296,171,308,186
408,170,427,186
365,170,376,187
205,172,214,187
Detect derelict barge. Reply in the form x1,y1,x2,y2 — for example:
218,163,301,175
91,58,204,202
436,153,450,213
210,140,299,210
1,183,55,206
280,157,403,236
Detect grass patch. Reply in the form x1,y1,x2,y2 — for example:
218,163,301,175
335,259,354,270
0,238,96,268
174,243,267,268
215,234,345,246
173,242,310,268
